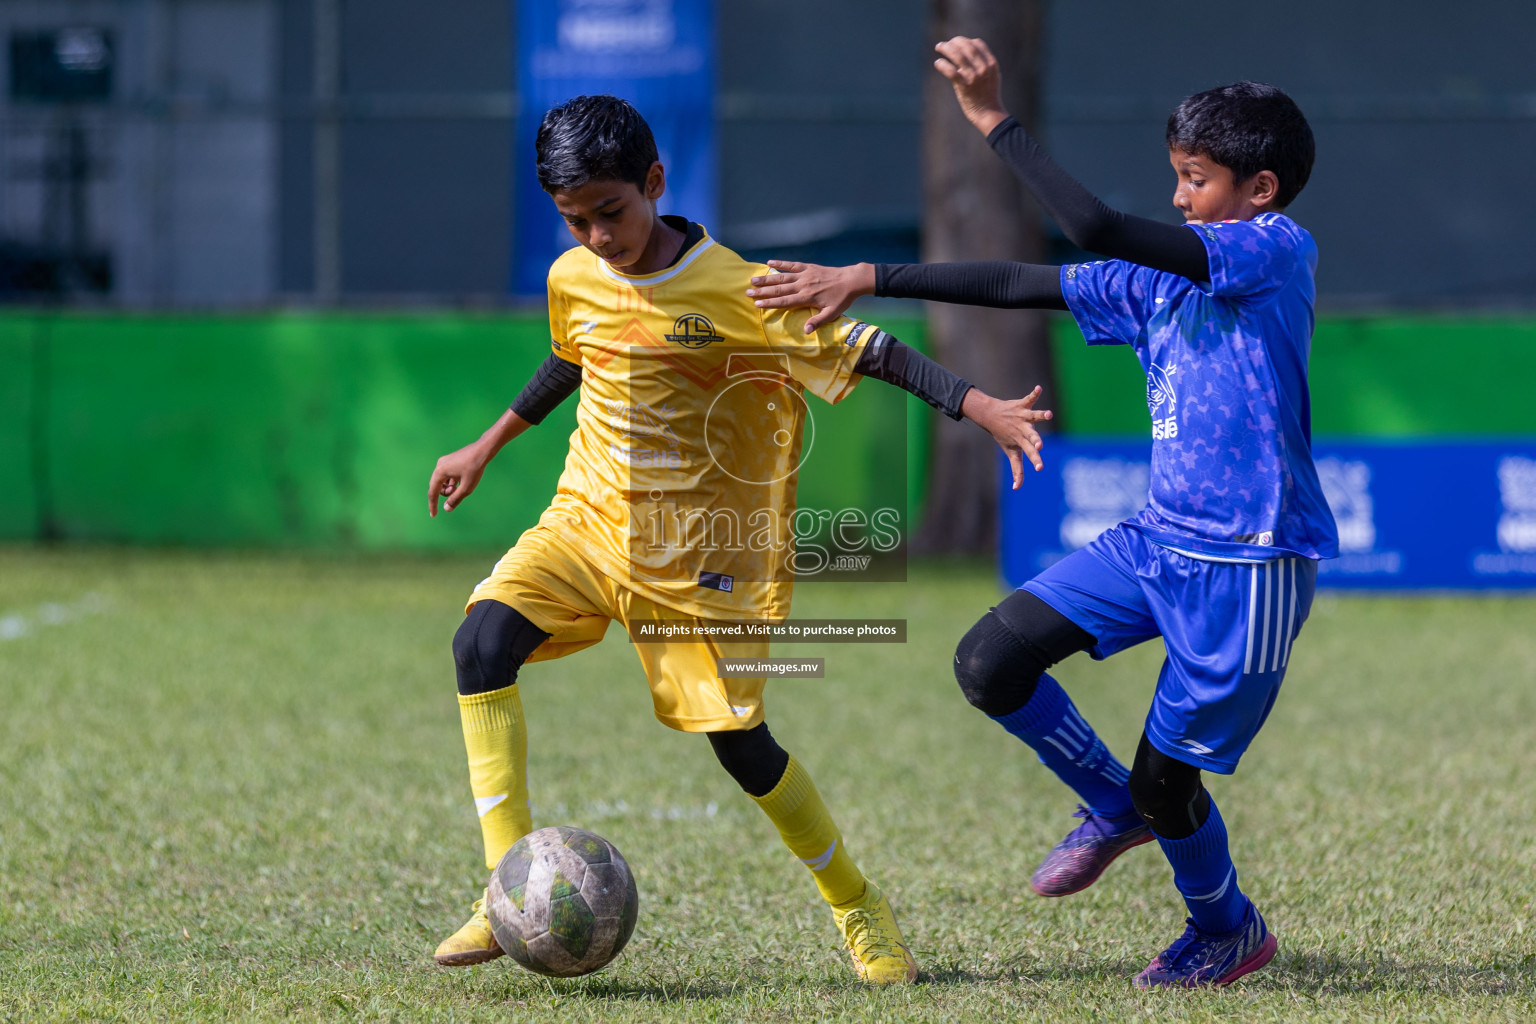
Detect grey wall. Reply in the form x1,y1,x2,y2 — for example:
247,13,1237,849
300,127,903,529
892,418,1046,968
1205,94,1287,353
5,0,1531,308
276,0,510,299
715,3,925,240
0,0,277,305
1042,1,1536,307
714,0,1536,308
274,0,926,300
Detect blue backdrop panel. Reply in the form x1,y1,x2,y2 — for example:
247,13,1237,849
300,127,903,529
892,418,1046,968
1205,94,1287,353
1000,440,1536,590
513,0,716,297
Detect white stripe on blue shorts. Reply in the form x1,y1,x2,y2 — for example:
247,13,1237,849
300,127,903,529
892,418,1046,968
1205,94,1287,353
1243,559,1300,675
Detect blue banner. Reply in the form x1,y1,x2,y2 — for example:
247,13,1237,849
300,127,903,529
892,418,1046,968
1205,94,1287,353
1000,439,1536,590
513,0,716,297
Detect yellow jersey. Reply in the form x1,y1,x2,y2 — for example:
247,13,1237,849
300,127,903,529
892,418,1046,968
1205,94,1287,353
537,222,875,621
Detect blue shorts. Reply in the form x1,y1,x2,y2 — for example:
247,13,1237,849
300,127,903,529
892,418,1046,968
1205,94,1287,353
1024,524,1317,774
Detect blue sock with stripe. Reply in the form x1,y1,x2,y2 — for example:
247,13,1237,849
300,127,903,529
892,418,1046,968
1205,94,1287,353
1156,799,1249,934
991,674,1136,820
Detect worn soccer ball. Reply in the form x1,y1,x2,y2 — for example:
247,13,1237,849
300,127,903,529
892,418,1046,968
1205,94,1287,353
486,826,640,977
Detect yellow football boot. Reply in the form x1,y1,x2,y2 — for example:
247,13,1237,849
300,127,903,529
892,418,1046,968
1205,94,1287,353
831,882,918,985
433,889,504,966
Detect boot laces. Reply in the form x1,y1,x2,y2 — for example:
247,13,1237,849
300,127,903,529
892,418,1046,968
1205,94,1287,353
1161,919,1211,968
842,907,902,961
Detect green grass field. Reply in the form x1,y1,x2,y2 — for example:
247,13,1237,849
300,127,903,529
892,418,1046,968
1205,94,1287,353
1,546,1533,1022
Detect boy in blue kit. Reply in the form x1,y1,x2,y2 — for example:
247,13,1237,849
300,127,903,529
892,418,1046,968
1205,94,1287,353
748,37,1338,988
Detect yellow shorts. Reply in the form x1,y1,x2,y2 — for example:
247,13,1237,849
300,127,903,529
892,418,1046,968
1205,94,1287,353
466,525,767,733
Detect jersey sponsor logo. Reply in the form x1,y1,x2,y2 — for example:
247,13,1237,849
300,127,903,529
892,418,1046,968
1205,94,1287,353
606,400,684,468
608,443,683,468
698,571,734,592
665,312,722,349
1146,362,1178,440
606,400,682,447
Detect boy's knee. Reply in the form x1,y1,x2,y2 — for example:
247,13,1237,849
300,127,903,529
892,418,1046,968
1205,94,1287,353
954,590,1097,717
953,612,1046,716
1128,734,1210,839
452,600,550,695
707,723,789,798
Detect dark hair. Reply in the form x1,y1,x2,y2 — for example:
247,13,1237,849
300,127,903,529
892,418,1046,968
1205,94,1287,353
1166,82,1314,208
535,94,657,194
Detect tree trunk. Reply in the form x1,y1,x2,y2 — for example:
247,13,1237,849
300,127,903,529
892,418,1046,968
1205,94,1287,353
915,0,1054,555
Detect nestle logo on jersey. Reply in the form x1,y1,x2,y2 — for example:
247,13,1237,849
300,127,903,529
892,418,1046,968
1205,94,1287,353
1147,362,1178,440
666,313,722,349
608,444,682,468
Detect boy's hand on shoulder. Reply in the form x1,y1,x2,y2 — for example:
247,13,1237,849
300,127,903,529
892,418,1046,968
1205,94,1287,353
747,261,875,334
934,36,1010,137
428,442,493,517
961,385,1053,490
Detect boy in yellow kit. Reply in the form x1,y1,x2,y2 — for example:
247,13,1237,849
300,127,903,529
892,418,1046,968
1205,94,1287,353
426,95,1051,983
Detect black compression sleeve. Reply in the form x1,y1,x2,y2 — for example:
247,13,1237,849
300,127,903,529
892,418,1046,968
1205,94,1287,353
875,261,1068,310
510,353,582,425
986,117,1211,282
853,331,972,421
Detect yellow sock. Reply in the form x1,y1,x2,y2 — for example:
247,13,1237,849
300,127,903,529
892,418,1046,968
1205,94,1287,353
751,755,868,909
458,684,532,871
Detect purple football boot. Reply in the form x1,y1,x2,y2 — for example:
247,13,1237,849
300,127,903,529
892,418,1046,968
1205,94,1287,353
1030,805,1153,897
1133,903,1278,989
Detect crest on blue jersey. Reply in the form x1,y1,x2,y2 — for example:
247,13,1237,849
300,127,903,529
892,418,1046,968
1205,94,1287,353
1146,362,1178,416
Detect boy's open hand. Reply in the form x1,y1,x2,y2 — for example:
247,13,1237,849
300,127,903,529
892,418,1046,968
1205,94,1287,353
428,442,491,517
746,261,875,334
961,385,1053,489
934,36,1010,137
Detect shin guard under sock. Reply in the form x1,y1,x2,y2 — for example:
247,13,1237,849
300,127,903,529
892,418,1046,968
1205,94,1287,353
1155,798,1249,934
990,674,1136,820
458,684,532,871
751,755,868,908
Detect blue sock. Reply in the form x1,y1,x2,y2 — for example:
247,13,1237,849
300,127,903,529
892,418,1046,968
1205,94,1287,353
1156,799,1250,934
990,674,1135,820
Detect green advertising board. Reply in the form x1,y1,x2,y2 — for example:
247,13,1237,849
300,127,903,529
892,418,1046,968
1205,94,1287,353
1,311,1532,550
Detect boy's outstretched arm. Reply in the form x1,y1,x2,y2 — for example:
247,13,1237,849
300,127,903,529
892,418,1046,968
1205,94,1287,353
960,385,1052,489
851,328,1052,485
748,259,1067,333
429,409,530,516
933,36,1209,281
427,354,581,516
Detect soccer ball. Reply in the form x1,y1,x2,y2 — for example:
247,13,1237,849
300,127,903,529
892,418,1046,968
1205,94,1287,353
486,826,640,977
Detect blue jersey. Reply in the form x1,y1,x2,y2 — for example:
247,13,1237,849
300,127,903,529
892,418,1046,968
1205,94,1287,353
1060,213,1339,562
